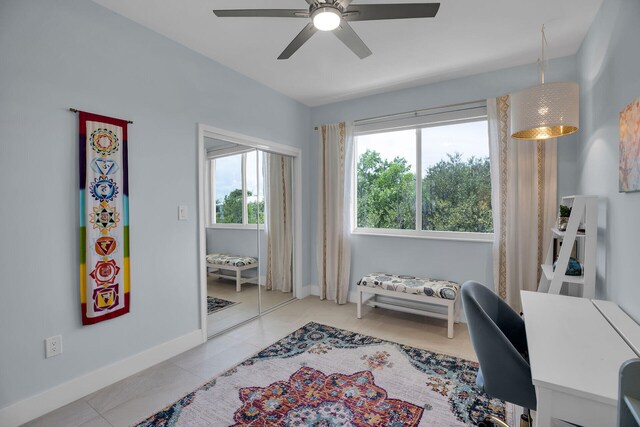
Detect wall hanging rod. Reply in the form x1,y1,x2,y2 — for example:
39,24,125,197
69,108,134,124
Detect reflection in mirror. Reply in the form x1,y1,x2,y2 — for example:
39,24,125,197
259,151,295,311
204,140,260,337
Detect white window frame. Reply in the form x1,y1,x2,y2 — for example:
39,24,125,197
352,101,493,242
206,148,264,230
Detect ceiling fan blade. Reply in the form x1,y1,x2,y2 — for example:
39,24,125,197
336,0,354,8
278,23,318,60
213,9,309,18
333,21,372,59
345,3,440,21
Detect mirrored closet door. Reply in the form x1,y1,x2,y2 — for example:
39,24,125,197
203,139,297,338
258,151,296,313
205,140,260,337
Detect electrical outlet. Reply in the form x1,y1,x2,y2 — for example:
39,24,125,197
45,335,62,358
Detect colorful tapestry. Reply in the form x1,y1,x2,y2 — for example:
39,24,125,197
136,322,506,426
207,296,238,315
79,112,130,325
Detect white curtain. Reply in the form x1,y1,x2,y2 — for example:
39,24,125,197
264,153,293,292
488,96,557,312
316,122,353,304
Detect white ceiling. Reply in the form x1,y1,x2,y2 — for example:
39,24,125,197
93,0,603,107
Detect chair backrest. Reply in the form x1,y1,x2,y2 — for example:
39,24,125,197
461,281,537,410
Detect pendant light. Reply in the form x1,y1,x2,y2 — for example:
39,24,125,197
511,26,579,140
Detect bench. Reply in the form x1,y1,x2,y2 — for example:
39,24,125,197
356,272,461,339
206,253,258,292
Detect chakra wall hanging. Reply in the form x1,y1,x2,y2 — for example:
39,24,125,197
78,111,130,325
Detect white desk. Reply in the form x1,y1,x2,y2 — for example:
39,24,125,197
521,291,640,427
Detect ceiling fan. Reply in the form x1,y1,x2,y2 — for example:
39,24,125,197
213,0,440,60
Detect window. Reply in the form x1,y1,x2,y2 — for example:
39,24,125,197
208,150,264,227
245,150,264,225
354,102,492,239
356,130,416,230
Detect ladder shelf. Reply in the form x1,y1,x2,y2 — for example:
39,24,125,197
538,195,597,299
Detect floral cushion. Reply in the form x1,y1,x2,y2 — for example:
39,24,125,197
357,272,459,300
206,253,257,267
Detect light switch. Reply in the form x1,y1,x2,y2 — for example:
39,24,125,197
178,205,188,221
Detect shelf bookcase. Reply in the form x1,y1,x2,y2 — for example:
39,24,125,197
538,195,598,298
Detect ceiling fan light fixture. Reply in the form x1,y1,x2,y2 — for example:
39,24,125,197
312,6,341,31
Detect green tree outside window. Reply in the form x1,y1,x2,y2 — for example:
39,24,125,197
217,189,265,224
356,150,492,233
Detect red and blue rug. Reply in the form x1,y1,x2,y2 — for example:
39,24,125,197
207,296,238,315
136,322,505,426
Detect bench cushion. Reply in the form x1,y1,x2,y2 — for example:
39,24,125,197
357,272,459,300
206,253,257,267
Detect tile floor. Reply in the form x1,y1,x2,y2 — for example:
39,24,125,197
24,296,475,427
206,278,294,336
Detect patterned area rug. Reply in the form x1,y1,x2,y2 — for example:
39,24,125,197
207,296,238,315
136,322,505,426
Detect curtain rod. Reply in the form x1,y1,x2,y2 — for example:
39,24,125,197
69,108,134,124
312,99,485,131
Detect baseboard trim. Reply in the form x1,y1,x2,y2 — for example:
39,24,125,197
306,285,372,305
0,329,204,427
309,285,320,297
297,285,313,299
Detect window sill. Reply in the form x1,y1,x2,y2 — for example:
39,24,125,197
351,228,493,243
206,224,265,231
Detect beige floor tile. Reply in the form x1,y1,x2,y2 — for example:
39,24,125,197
169,333,243,372
22,399,102,427
206,278,294,336
226,317,298,344
78,416,113,427
181,341,262,380
87,362,203,427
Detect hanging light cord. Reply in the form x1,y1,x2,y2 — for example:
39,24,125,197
538,24,549,84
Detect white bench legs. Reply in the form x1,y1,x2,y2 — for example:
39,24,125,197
447,301,454,339
207,263,258,292
356,285,460,339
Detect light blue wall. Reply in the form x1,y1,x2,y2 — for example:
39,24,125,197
0,0,310,409
206,228,267,265
205,228,266,280
576,0,640,320
310,57,579,292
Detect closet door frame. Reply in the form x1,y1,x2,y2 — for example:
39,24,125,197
197,124,303,342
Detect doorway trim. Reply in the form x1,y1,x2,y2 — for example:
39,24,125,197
197,124,303,341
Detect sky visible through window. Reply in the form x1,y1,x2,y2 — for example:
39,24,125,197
356,120,489,170
214,153,242,202
213,121,489,205
214,150,262,202
245,150,263,204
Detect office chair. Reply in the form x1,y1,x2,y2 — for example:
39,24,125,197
461,281,537,427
